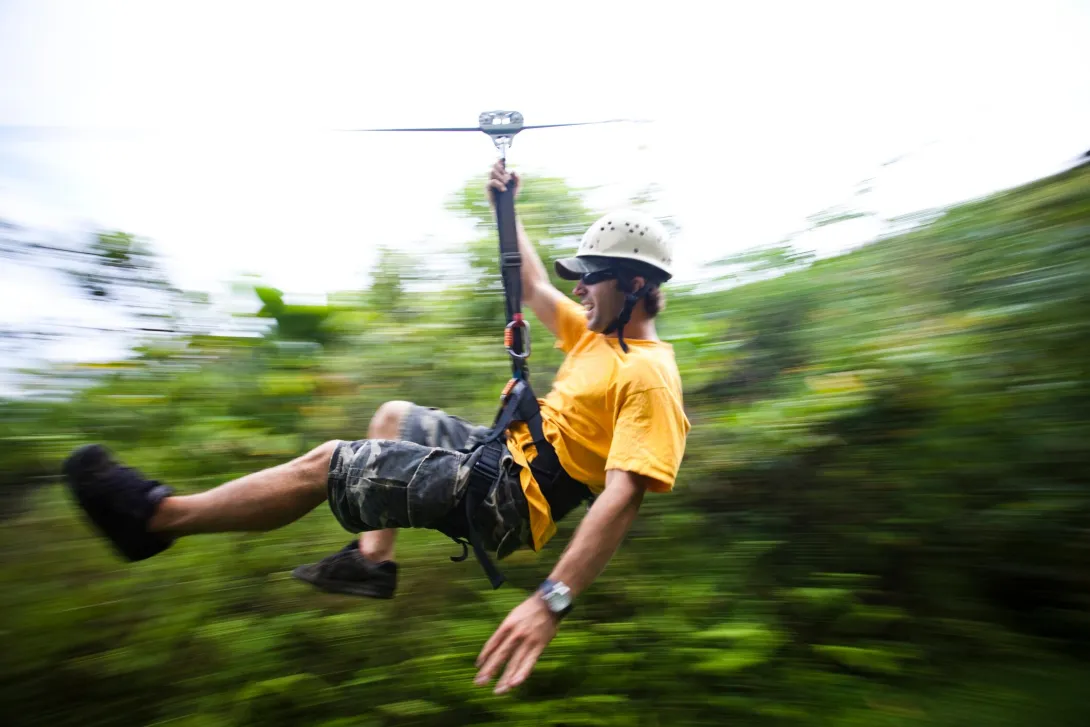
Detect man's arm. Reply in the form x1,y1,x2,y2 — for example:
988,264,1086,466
540,467,647,596
474,468,649,694
487,162,568,337
515,215,568,336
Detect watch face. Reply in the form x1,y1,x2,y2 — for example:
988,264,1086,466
543,583,572,612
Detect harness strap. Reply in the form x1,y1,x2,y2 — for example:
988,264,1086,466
461,440,507,589
453,161,591,588
452,379,592,588
492,161,528,380
604,278,653,353
481,379,540,445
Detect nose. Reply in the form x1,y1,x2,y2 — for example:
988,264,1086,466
573,280,587,297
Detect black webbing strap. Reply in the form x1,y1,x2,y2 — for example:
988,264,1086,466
448,158,526,589
456,380,593,589
451,162,591,588
492,161,528,380
481,379,537,445
482,381,593,517
461,442,507,589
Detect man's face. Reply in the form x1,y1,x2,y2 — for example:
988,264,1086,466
573,273,625,333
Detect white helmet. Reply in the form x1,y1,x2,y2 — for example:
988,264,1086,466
555,210,673,282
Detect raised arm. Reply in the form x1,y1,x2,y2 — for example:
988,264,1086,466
487,161,568,337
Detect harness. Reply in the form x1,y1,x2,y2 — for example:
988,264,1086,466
438,158,592,589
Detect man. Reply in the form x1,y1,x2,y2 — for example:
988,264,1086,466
63,160,690,695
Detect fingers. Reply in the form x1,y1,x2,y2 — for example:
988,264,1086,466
476,621,509,670
476,629,542,695
475,628,519,687
486,160,515,194
494,642,529,695
495,639,546,695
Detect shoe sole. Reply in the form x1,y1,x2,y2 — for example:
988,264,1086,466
290,566,395,599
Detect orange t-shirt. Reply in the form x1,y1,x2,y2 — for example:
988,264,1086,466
505,296,690,550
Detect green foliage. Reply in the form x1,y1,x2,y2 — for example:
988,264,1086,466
2,165,1090,726
253,285,335,345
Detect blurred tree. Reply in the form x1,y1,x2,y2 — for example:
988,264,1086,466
2,161,1090,727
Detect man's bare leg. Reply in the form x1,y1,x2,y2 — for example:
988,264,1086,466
148,441,336,537
360,530,397,562
286,401,412,598
356,400,412,562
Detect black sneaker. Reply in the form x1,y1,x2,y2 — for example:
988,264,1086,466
63,444,175,562
291,541,397,599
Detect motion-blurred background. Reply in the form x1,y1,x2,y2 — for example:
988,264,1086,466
2,2,1089,726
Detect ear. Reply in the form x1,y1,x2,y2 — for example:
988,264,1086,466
630,275,647,294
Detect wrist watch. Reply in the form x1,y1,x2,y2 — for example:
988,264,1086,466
538,579,573,619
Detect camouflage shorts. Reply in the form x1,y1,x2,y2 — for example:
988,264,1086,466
325,404,533,559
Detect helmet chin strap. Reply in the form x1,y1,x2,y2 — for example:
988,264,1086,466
604,277,652,353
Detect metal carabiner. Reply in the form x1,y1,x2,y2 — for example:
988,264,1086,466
505,315,531,360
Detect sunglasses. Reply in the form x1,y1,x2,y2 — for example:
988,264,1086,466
579,269,618,286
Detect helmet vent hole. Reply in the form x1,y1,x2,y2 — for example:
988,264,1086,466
634,248,639,253
639,231,645,235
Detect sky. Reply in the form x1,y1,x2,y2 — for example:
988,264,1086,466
1,0,1089,375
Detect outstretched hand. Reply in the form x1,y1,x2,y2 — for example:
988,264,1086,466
475,593,558,694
